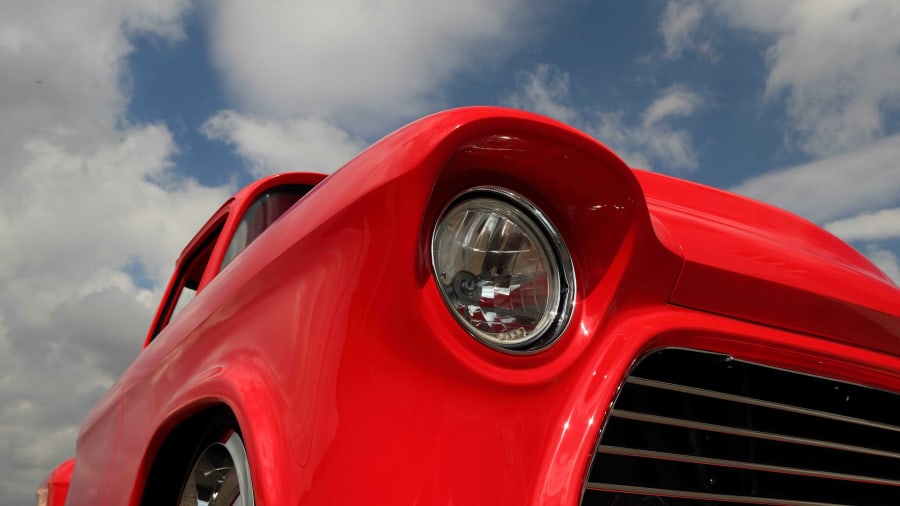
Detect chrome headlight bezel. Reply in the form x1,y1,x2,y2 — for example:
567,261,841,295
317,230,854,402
430,187,575,354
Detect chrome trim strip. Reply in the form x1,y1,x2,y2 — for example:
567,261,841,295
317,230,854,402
627,376,900,434
612,409,900,460
597,445,900,487
583,483,851,506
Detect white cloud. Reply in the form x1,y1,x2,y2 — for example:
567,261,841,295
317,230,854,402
660,1,713,59
202,111,366,177
865,247,900,285
200,0,544,184
206,0,534,132
1,127,228,284
508,65,703,171
507,64,580,125
825,208,900,242
731,133,900,223
0,0,190,162
0,2,234,504
642,87,702,127
709,0,900,156
731,133,900,283
590,110,699,171
667,1,900,283
0,129,230,505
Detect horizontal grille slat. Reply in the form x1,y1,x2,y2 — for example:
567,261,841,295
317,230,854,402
626,349,900,428
625,376,900,434
601,416,900,483
616,382,900,454
597,446,900,487
581,349,900,506
611,409,900,460
582,486,850,506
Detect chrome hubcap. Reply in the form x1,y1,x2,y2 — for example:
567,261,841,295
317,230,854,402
178,431,254,506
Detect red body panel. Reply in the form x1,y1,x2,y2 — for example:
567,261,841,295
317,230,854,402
636,170,900,354
52,107,900,505
37,458,74,506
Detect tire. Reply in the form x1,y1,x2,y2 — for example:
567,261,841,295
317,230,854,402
177,425,255,506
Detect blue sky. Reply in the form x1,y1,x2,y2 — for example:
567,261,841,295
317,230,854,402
2,1,900,503
128,7,235,187
126,1,791,190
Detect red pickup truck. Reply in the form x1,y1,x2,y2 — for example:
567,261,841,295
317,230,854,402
38,107,900,505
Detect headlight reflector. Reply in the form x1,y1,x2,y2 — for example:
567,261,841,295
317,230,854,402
432,190,573,352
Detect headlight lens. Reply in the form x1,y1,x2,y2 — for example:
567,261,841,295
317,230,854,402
35,485,48,506
432,189,574,352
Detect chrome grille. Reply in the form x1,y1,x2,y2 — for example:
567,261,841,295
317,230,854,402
581,349,900,505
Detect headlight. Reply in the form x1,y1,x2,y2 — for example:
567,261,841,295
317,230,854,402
431,188,574,352
35,484,48,506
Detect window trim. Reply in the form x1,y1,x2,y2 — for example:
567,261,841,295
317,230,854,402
218,184,315,273
143,205,230,346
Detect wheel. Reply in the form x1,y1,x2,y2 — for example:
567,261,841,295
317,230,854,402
177,427,255,506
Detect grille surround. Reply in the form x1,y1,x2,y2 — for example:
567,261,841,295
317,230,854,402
581,348,900,506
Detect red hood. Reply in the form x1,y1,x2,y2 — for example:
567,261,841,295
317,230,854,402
634,169,900,356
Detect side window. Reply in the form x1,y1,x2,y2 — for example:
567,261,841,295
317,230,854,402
220,186,311,271
150,221,223,339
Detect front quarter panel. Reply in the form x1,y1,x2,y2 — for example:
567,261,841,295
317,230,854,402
66,382,122,505
62,108,671,505
80,108,654,505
